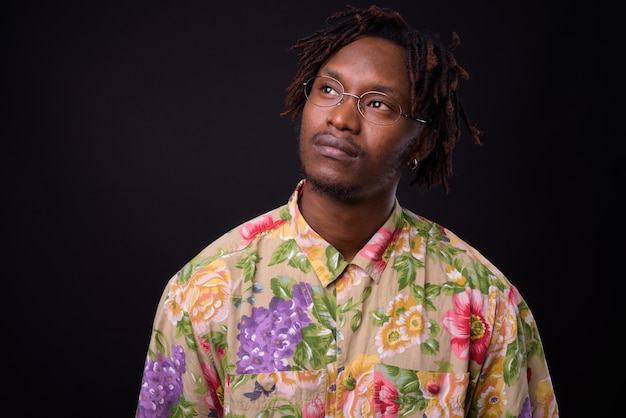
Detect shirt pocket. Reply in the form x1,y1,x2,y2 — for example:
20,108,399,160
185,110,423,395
225,369,327,416
374,363,469,417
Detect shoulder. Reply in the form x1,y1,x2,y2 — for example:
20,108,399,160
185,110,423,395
400,205,510,287
192,204,289,261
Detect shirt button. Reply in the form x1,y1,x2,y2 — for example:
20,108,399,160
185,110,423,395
427,382,440,394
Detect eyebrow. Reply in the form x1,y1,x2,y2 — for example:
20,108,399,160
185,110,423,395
322,68,404,97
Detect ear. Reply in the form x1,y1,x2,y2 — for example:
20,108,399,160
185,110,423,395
410,125,435,162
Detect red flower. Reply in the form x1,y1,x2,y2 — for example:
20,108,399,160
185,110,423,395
239,215,286,245
373,372,399,417
302,397,325,418
201,362,224,416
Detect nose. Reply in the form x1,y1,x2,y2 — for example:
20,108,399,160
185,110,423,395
327,92,361,131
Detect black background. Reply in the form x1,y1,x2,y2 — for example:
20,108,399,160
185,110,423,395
4,1,595,416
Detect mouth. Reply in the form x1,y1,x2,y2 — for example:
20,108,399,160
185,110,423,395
312,133,359,160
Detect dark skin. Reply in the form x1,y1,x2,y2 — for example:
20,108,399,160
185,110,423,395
298,37,434,262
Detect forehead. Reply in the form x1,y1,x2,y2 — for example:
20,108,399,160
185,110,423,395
320,37,409,93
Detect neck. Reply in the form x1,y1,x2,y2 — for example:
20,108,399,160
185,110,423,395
298,181,396,262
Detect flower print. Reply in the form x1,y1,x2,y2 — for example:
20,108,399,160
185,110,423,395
303,396,325,418
533,378,559,418
164,278,186,324
477,351,505,384
137,345,186,418
184,260,232,336
336,264,365,303
310,258,332,283
339,353,379,418
518,397,532,418
259,370,325,396
360,227,398,274
396,304,430,346
408,233,426,261
418,372,467,418
296,225,327,249
376,294,423,358
442,288,491,364
487,287,517,347
236,282,312,373
444,264,466,285
450,235,505,281
198,336,211,352
390,227,411,256
239,214,287,246
201,362,224,417
326,362,338,409
376,319,409,358
510,285,537,329
361,229,394,259
475,380,507,417
373,372,399,418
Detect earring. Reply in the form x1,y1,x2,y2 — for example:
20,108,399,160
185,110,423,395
407,158,419,171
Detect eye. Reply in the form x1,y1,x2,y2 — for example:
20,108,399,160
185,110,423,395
361,92,398,113
318,81,341,97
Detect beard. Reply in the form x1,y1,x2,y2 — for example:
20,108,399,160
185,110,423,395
298,130,414,202
302,167,363,201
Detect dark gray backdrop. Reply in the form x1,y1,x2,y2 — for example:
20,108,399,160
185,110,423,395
4,1,594,416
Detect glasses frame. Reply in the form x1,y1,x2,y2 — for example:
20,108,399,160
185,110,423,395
303,75,427,126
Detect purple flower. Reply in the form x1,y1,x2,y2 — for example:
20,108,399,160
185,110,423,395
236,282,313,373
136,345,186,418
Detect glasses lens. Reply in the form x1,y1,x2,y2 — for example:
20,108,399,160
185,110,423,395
304,76,343,107
303,76,404,125
359,92,402,125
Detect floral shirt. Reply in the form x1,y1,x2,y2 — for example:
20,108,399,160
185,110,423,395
136,179,558,418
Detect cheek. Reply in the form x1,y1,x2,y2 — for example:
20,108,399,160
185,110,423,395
301,103,321,130
299,104,327,144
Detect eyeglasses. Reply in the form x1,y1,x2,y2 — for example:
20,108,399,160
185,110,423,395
303,75,426,126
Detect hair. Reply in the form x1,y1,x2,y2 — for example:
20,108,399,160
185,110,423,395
281,4,483,192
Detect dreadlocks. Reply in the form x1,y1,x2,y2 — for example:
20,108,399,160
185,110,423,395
281,4,483,192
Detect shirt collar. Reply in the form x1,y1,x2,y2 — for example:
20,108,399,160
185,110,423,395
287,179,405,286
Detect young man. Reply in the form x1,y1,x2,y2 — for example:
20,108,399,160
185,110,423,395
136,5,558,417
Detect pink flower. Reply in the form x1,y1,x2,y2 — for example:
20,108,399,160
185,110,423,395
198,336,211,352
361,228,394,262
360,228,400,274
441,288,491,364
201,362,224,416
302,397,325,418
239,215,286,245
373,372,399,417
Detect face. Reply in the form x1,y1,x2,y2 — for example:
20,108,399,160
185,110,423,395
299,36,425,201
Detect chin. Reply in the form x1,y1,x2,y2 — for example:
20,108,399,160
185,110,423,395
306,174,362,201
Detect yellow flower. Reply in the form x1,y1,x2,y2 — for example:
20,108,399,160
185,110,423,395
183,260,231,336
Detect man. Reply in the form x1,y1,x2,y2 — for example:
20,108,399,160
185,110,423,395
136,5,558,417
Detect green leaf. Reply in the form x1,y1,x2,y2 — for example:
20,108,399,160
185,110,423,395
325,246,344,274
421,337,440,355
270,276,296,299
359,285,372,303
300,323,335,369
177,313,197,351
369,309,389,326
236,251,261,282
311,286,336,327
168,395,197,418
392,254,423,290
288,251,312,273
350,310,362,331
269,239,297,266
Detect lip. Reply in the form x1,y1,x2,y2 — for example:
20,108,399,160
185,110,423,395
313,134,359,160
